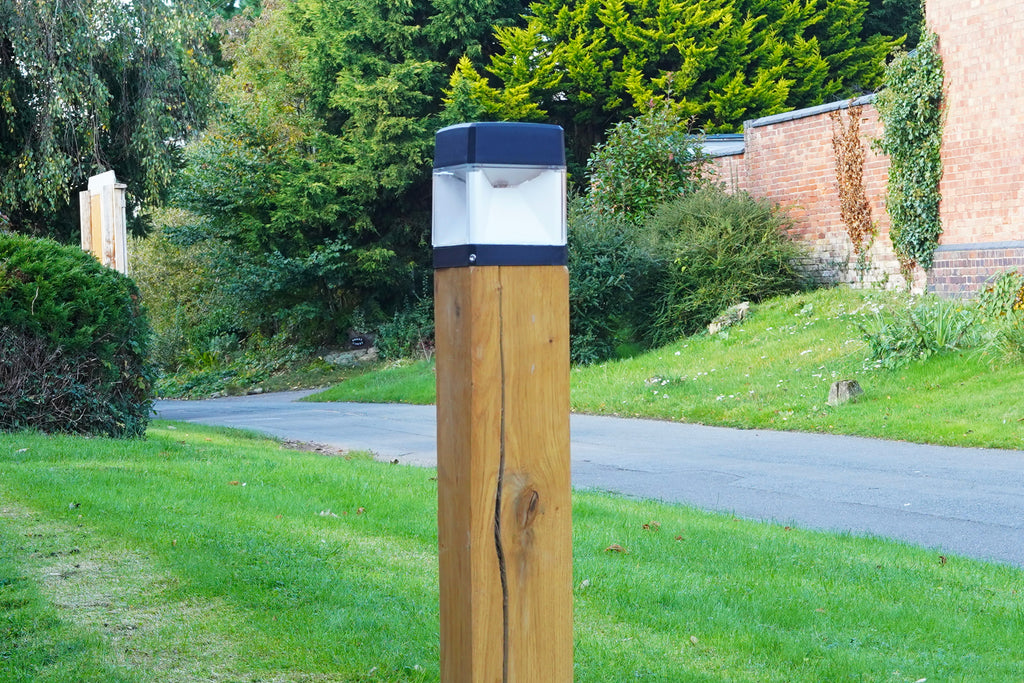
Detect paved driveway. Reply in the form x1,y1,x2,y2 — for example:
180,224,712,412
154,392,1024,568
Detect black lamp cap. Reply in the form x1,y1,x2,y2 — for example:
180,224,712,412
434,122,565,169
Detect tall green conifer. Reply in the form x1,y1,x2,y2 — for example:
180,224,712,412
445,0,899,167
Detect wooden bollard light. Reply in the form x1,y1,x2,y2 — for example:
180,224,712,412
433,122,573,682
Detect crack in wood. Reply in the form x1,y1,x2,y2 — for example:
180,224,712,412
493,269,510,683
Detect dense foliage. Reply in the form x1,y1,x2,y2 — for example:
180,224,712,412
873,30,944,274
585,106,708,219
0,234,154,437
864,0,923,49
445,0,901,168
862,271,1024,369
567,198,665,364
169,0,529,350
649,187,807,342
0,0,216,240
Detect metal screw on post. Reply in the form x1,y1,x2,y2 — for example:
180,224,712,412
433,122,573,682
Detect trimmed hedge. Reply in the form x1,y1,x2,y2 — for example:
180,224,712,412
0,234,154,437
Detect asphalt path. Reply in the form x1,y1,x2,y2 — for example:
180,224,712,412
154,391,1024,568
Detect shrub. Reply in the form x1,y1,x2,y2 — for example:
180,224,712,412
584,106,709,220
376,293,435,362
129,211,251,370
861,296,980,370
0,234,154,437
568,198,667,364
154,331,304,399
975,271,1024,365
647,188,807,342
975,270,1024,321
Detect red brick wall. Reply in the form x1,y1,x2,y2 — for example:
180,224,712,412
708,99,904,288
704,0,1024,295
923,0,1024,294
928,0,1024,246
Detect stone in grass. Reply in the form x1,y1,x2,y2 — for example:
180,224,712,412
828,379,864,406
708,302,751,335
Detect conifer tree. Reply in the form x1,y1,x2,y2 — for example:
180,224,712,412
445,0,899,166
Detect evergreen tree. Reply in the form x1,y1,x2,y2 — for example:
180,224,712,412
172,0,530,344
863,0,923,49
445,0,900,167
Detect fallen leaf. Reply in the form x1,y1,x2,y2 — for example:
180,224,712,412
939,555,947,566
784,526,791,531
171,539,177,547
604,544,626,553
815,608,826,613
356,507,366,515
228,481,240,486
642,521,661,531
674,535,684,541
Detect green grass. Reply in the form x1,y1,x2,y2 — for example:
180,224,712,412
2,425,1023,681
307,287,1024,450
307,359,436,405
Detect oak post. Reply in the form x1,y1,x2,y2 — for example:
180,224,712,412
434,122,573,682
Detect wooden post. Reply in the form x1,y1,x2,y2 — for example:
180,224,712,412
79,191,92,253
80,171,129,274
436,264,572,682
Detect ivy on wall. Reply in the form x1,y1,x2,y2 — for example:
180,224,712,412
874,30,945,275
830,105,876,280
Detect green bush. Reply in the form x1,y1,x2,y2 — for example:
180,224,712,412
647,188,807,342
0,234,154,437
375,293,434,362
976,270,1024,321
568,198,667,364
975,271,1024,364
584,106,708,220
154,331,304,399
130,212,251,370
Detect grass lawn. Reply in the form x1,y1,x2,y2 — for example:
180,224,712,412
2,424,1023,681
310,287,1024,451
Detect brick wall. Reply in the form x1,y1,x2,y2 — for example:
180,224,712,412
708,0,1024,295
924,0,1024,294
708,97,905,288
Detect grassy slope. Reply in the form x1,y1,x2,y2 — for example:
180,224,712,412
310,287,1024,450
2,425,1022,681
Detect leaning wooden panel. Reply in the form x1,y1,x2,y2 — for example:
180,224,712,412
79,191,92,252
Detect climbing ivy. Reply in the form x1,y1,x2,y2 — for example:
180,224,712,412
830,105,876,279
874,30,944,275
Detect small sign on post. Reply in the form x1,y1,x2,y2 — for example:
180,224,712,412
433,122,573,681
80,170,128,274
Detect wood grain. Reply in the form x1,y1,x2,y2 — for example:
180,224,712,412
436,265,572,682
